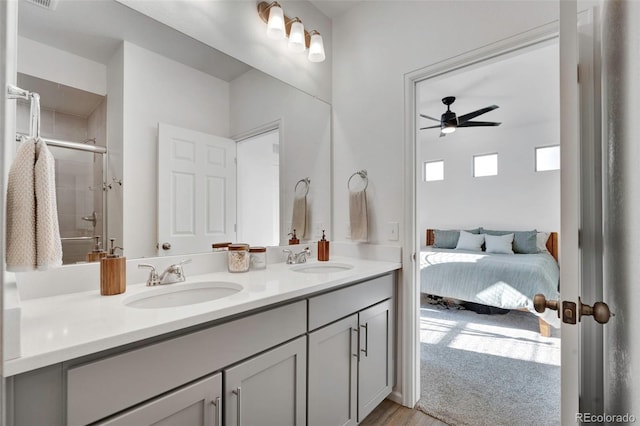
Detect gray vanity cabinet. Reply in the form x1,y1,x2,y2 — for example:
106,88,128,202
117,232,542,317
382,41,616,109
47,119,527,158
307,273,395,425
356,299,394,421
224,336,306,426
308,315,359,426
98,373,222,426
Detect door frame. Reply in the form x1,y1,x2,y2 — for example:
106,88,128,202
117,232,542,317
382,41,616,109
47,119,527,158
401,21,561,409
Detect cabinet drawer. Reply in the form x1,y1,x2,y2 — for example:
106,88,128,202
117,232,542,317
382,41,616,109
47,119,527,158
67,301,306,425
308,273,394,330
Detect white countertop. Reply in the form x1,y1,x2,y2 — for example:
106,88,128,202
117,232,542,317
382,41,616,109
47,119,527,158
5,257,400,377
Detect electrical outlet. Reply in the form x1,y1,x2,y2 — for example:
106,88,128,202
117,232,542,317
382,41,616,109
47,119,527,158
388,221,399,241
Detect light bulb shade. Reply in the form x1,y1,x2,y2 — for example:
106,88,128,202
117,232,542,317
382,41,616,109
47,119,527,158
441,125,456,134
288,20,306,53
308,31,325,62
266,4,285,39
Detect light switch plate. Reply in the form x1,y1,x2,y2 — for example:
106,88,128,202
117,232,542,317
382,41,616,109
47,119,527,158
388,221,399,241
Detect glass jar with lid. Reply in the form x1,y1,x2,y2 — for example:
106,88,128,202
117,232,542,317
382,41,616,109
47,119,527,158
227,243,250,272
249,246,267,270
212,242,232,252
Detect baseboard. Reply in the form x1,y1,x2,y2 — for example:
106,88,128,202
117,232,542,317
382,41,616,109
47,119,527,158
387,390,405,406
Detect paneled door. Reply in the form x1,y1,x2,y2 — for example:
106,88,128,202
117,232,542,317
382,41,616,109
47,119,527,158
157,123,236,255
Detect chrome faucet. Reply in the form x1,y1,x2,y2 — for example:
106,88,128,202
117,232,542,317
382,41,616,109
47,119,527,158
283,247,311,264
138,259,192,286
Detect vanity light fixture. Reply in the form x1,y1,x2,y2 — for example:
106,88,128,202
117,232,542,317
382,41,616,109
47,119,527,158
287,18,306,53
308,30,326,62
257,1,326,63
265,1,285,39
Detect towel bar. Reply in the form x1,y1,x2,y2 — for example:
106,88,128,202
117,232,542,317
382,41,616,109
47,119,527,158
348,170,368,191
295,178,310,197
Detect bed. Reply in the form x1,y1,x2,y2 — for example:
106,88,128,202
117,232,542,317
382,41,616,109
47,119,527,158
421,229,560,335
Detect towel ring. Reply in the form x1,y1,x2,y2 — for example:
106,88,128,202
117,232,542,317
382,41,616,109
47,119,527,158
348,170,368,191
295,177,310,197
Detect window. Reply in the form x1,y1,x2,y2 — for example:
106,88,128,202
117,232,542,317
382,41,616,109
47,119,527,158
473,153,498,177
424,160,444,181
535,145,560,171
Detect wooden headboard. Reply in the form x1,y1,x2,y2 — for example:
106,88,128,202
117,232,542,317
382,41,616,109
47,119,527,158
425,229,559,262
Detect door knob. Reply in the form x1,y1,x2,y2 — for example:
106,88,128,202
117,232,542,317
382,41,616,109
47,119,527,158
161,242,171,250
579,297,612,324
533,294,559,315
533,294,612,324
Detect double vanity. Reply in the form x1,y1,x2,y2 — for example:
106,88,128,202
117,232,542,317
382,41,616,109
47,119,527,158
5,246,401,426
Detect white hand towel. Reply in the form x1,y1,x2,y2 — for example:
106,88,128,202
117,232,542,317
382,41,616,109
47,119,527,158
34,139,63,270
291,195,307,239
5,138,63,271
349,190,368,241
6,139,37,271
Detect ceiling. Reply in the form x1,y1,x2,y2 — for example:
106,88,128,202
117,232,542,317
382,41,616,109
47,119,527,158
18,0,251,83
309,0,360,18
417,41,559,137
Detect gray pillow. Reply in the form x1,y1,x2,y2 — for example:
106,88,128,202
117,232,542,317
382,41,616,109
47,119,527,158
433,228,481,249
482,229,537,254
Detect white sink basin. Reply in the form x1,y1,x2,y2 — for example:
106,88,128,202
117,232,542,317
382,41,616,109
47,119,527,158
123,281,242,309
291,262,354,274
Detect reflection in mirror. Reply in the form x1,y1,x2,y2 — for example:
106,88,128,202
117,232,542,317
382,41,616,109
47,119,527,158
15,73,107,265
17,0,331,260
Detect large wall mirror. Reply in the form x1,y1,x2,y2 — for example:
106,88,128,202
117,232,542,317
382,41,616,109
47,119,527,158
17,0,331,261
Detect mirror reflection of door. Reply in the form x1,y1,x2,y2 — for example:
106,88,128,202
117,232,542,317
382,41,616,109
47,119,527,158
157,123,237,255
236,129,280,247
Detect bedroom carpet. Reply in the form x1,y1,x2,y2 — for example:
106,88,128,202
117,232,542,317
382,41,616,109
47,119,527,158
416,297,560,426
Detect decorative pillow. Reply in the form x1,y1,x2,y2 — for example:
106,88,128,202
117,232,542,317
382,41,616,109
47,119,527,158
433,228,481,249
482,229,537,254
484,233,515,254
537,232,550,253
433,229,459,249
455,230,485,251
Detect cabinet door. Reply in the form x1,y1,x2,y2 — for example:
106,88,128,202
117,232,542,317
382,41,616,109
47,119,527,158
98,373,222,426
358,299,394,422
308,314,359,426
225,336,306,426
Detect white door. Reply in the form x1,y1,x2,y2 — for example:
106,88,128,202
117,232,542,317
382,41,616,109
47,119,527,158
157,123,236,255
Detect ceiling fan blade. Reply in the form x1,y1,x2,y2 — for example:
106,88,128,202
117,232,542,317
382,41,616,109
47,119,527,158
457,105,499,124
457,121,501,127
420,114,440,122
420,124,442,130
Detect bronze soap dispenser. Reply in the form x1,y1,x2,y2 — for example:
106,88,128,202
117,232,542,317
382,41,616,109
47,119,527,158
100,238,126,296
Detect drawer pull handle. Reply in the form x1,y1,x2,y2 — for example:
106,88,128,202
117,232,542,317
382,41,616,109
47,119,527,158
232,387,242,425
212,396,221,426
360,323,368,357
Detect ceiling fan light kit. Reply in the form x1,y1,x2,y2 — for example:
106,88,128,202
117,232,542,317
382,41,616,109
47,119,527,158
420,96,501,137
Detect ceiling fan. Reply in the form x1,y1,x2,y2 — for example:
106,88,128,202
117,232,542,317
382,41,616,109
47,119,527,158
420,96,501,137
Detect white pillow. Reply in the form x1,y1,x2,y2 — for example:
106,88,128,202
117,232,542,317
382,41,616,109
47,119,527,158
485,233,514,254
537,232,550,253
455,230,485,251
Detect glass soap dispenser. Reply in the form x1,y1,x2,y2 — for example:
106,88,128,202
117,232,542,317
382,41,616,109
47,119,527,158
100,238,126,295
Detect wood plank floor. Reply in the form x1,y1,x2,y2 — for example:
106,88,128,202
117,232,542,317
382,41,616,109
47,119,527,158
359,399,449,426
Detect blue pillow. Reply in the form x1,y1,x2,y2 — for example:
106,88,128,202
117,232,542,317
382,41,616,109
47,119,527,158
482,229,537,254
433,228,481,249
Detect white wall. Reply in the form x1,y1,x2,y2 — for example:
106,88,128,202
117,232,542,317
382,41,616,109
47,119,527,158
331,1,560,244
116,0,332,103
230,68,331,243
17,37,106,96
121,42,230,258
418,121,560,239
